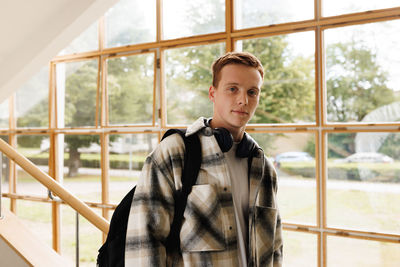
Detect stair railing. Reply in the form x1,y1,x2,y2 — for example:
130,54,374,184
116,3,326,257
0,138,109,234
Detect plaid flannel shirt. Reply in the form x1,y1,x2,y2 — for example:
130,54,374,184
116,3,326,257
125,117,283,266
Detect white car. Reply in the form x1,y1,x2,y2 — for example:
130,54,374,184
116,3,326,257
343,152,394,163
275,151,314,164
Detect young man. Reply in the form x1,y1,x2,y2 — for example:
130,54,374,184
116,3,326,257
125,52,283,266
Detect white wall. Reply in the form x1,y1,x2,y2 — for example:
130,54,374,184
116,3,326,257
0,0,119,103
0,237,30,267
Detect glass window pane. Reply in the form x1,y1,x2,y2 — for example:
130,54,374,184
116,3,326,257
163,0,225,40
0,99,8,128
238,31,315,124
1,135,10,194
108,133,158,204
16,135,49,197
283,231,318,267
56,59,98,127
107,53,155,125
58,21,99,56
235,0,314,29
252,132,317,225
327,132,400,234
62,134,101,203
105,0,156,48
61,205,102,266
17,200,52,248
16,66,49,128
165,43,226,125
327,235,400,266
325,21,400,123
323,0,400,17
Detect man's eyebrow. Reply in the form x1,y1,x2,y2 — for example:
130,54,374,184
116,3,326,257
224,82,240,85
223,82,261,90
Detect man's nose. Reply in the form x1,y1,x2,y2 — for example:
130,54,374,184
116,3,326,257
237,90,248,105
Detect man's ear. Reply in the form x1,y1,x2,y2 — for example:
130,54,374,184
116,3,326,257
209,86,215,102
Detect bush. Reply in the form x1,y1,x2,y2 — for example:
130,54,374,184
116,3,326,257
28,156,145,171
280,162,400,183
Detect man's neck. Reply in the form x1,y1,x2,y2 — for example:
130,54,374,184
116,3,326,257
209,119,245,142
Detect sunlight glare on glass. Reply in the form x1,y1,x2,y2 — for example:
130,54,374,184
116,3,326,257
105,0,156,47
325,20,400,123
163,0,225,39
0,99,9,129
235,0,314,29
323,0,400,17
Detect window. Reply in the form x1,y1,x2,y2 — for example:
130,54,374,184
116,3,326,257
323,0,400,17
238,31,316,124
105,0,156,47
325,20,400,123
1,1,399,266
253,132,317,225
165,43,225,125
107,52,156,125
56,59,99,128
61,134,102,203
16,135,49,197
108,133,158,203
235,0,314,29
16,66,49,128
0,100,8,128
162,0,225,39
327,132,400,234
327,235,400,266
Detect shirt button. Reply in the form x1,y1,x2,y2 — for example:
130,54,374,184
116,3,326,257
223,187,227,191
229,226,233,230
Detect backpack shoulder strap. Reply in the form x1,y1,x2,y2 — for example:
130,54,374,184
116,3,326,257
162,129,202,252
97,186,135,267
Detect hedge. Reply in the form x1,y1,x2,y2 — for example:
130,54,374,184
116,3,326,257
280,163,400,183
28,157,145,171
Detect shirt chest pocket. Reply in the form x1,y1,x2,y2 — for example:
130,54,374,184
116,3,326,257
179,184,226,252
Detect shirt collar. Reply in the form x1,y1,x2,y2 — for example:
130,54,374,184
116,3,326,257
185,117,209,136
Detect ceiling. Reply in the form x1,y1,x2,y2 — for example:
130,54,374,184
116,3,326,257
0,0,119,102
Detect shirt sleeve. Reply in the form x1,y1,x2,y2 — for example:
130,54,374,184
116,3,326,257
125,154,177,266
270,158,284,266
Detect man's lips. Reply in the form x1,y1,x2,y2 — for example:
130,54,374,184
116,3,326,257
232,110,249,115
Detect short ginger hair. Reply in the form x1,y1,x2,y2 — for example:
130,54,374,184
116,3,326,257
211,52,264,87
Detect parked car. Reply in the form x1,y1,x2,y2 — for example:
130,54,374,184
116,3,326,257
274,151,314,167
343,152,394,163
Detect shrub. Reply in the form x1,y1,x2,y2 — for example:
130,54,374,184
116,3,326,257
280,162,399,183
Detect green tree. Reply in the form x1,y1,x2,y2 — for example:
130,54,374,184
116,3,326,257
326,41,394,122
243,36,315,123
379,133,400,160
325,41,395,156
107,54,154,125
165,44,225,124
63,61,98,176
16,61,101,177
304,41,395,157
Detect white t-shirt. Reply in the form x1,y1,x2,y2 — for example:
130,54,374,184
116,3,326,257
224,143,249,267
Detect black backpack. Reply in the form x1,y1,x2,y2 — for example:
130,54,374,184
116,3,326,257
97,129,202,267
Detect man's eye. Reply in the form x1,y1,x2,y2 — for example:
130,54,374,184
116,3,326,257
248,89,258,96
228,87,236,92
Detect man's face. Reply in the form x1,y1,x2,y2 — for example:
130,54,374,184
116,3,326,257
209,64,262,135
